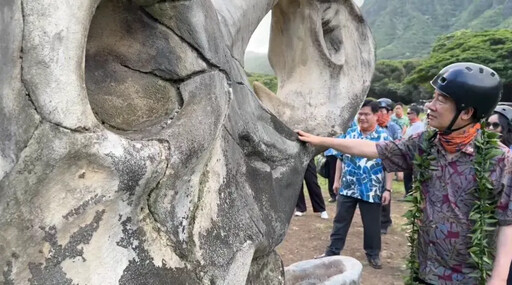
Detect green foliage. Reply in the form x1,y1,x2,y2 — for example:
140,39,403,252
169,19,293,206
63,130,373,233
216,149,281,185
370,30,512,104
404,130,436,284
368,60,429,104
406,30,512,87
361,0,512,60
247,72,278,93
469,126,501,284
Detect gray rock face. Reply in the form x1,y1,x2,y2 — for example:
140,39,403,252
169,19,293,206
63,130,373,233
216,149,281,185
0,0,374,284
258,0,375,137
0,0,40,181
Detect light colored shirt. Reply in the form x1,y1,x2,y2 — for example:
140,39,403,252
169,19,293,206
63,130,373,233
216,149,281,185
383,121,402,140
391,114,410,130
404,121,426,138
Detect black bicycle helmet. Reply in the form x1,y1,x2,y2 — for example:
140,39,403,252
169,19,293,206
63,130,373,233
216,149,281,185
494,105,512,122
377,98,395,111
430,62,502,133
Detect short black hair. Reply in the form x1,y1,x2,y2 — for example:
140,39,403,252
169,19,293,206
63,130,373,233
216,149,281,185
362,99,379,114
396,102,404,107
408,105,422,116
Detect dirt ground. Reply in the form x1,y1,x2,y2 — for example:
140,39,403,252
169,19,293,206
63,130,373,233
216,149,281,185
277,179,410,285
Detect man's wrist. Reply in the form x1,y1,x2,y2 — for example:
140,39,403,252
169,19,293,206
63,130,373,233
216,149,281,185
384,188,392,193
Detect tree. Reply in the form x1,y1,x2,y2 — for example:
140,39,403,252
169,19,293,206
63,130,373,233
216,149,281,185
247,72,278,93
406,30,512,101
367,60,425,104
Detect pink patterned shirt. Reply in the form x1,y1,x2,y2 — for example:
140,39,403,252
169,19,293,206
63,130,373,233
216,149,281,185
377,131,512,284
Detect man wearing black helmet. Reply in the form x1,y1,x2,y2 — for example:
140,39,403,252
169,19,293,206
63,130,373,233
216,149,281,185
297,62,512,284
376,98,402,141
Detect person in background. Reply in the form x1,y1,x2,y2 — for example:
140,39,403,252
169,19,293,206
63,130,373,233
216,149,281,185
376,98,402,234
391,102,409,182
316,99,393,270
487,105,512,148
377,98,402,141
324,120,358,202
401,104,426,198
323,148,339,203
392,102,410,135
486,104,512,285
295,159,329,219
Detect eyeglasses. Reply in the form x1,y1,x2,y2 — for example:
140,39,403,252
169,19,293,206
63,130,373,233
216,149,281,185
486,122,501,130
406,112,414,115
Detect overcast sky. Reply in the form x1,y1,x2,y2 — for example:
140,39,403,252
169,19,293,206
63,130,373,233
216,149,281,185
246,0,364,53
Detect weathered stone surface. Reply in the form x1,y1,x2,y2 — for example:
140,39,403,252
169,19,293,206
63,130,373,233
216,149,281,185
86,55,181,131
0,0,374,284
22,0,101,130
284,256,363,285
87,0,208,81
0,0,39,181
247,250,285,285
144,0,232,71
259,0,375,137
0,123,168,284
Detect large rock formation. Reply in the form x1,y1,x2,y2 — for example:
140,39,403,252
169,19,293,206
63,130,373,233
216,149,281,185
0,0,374,284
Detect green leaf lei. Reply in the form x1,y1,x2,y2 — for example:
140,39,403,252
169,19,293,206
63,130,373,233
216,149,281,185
404,126,501,285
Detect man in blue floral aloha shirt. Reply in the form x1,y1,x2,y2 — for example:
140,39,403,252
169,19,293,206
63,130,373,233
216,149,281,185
318,99,393,270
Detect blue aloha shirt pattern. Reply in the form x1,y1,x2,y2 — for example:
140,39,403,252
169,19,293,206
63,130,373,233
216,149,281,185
335,126,391,203
324,120,357,156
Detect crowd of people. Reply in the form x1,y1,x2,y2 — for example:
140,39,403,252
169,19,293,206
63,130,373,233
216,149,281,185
294,62,512,284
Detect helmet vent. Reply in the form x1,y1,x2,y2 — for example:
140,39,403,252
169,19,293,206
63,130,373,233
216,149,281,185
465,66,473,72
479,67,484,73
491,72,496,77
439,77,447,84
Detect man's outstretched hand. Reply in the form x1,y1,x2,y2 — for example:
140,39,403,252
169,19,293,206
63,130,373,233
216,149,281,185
296,130,321,146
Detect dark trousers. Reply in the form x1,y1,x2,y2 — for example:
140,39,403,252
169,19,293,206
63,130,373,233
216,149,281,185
296,159,326,213
404,170,413,196
325,155,338,199
326,195,381,258
381,200,392,230
381,175,392,230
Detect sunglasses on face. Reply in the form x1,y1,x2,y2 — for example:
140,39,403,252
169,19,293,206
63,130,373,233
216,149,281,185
486,122,501,130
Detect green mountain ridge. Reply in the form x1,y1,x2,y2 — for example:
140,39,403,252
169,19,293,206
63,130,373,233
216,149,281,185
362,0,512,59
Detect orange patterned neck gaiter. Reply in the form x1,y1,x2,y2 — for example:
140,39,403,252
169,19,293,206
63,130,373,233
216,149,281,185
377,113,390,128
438,123,480,153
